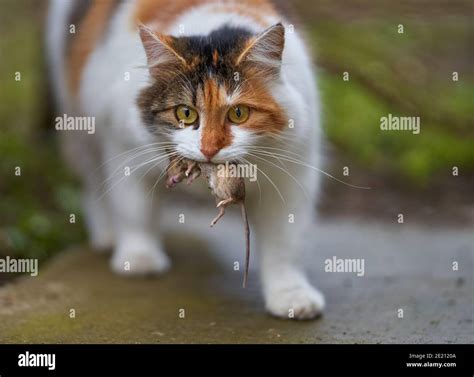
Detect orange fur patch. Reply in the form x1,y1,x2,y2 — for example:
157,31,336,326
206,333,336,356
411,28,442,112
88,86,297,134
197,74,287,156
133,0,209,28
133,0,277,29
198,78,232,156
210,1,277,27
233,68,287,134
67,0,117,95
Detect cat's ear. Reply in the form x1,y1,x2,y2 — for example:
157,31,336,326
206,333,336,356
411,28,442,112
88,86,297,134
138,25,186,76
235,23,285,74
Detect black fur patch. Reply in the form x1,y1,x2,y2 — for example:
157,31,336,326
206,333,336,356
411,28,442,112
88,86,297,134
180,26,251,74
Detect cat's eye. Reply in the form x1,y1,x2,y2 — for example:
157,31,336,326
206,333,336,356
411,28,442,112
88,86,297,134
227,105,250,124
175,105,198,126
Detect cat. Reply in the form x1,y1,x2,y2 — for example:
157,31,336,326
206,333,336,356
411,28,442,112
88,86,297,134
47,0,324,319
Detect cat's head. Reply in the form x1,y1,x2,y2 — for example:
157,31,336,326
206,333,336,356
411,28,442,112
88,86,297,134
137,23,287,163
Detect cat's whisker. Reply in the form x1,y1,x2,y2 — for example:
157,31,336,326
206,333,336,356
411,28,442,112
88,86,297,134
95,143,176,174
238,156,262,207
241,156,286,205
135,151,180,186
97,150,178,201
97,155,177,203
129,151,174,172
125,151,179,194
245,151,309,200
248,150,371,190
91,141,176,177
245,144,307,174
98,146,176,190
244,145,306,160
265,131,305,145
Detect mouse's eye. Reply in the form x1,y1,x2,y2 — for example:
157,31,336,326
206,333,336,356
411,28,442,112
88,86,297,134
227,105,250,124
175,105,198,126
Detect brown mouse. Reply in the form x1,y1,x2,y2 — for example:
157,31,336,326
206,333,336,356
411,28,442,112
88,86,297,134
165,157,251,288
199,163,250,288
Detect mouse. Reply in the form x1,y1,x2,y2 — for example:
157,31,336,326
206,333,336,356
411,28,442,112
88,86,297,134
199,163,250,288
165,156,251,288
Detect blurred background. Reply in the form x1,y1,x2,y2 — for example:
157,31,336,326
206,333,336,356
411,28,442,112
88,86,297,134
0,0,473,269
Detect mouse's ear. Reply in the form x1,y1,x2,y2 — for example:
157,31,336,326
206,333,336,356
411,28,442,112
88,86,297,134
138,25,186,76
235,23,285,75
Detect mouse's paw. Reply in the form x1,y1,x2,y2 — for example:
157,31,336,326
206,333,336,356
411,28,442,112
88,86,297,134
186,169,201,185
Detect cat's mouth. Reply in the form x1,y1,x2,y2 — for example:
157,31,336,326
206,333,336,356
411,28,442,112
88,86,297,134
177,152,240,165
191,157,240,165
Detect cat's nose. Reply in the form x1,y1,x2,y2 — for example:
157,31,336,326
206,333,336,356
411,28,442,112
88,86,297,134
200,146,219,161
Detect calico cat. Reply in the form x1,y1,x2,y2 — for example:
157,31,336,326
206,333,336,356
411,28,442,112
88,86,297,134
47,0,324,319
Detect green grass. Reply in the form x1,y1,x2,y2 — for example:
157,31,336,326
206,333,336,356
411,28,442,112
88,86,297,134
310,15,474,184
320,72,474,184
0,1,85,261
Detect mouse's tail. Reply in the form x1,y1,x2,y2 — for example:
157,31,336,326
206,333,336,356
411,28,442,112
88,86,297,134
240,203,250,288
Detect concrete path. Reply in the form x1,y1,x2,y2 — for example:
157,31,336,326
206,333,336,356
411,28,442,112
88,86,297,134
0,205,472,343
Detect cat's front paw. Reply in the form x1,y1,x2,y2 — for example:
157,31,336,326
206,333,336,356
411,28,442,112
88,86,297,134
111,240,171,276
265,283,325,320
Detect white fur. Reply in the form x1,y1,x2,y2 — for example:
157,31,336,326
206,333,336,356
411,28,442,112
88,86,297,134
48,0,324,319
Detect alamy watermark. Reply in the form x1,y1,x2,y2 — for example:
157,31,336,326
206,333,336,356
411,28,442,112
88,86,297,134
18,352,55,371
55,114,95,134
380,113,420,134
217,161,257,182
324,256,365,277
0,256,38,276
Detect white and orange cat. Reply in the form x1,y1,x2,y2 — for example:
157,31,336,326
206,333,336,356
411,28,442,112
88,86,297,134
47,0,324,319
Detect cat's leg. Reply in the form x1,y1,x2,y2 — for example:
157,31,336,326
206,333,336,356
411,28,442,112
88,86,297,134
59,132,114,250
253,163,325,319
82,184,114,251
103,142,171,276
